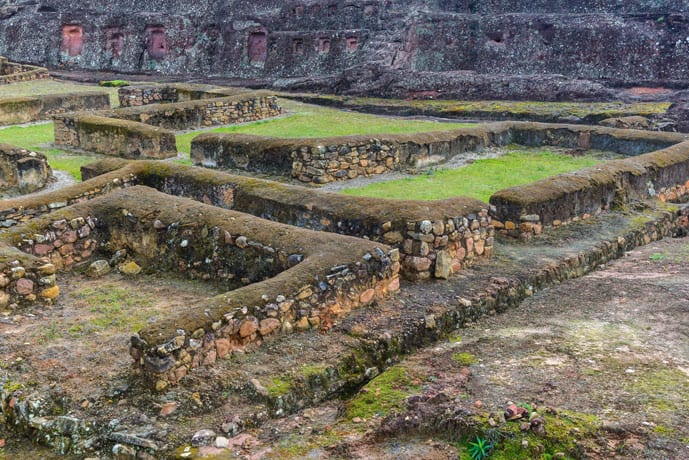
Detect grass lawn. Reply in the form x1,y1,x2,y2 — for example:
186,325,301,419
175,99,475,153
0,122,99,180
340,148,612,203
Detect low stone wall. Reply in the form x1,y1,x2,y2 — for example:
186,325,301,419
0,145,52,195
1,186,400,390
0,247,59,309
0,166,137,228
191,126,512,183
54,91,282,158
108,94,282,130
0,92,110,126
86,161,495,280
490,139,689,238
0,59,50,85
53,115,177,159
191,122,685,184
117,83,247,107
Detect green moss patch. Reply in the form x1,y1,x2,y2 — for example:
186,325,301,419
452,352,479,366
346,366,422,420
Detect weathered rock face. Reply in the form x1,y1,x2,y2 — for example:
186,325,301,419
0,1,688,93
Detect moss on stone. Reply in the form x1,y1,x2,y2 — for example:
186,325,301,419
345,366,422,421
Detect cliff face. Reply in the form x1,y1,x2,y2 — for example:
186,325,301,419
0,1,688,85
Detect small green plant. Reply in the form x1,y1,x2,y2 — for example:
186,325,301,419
467,435,493,460
452,352,479,366
649,253,666,261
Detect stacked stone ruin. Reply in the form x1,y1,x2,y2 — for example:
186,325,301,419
2,80,689,456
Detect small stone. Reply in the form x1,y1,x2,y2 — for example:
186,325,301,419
215,436,229,448
0,291,9,308
0,274,9,288
419,220,433,234
352,417,364,424
119,261,142,275
521,439,529,449
295,317,310,331
434,250,453,279
86,259,111,278
249,379,269,397
259,318,281,336
39,285,60,300
359,288,375,304
425,314,436,329
191,429,217,447
37,264,56,276
160,402,177,416
239,317,259,338
15,278,34,295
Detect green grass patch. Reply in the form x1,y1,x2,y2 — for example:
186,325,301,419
99,80,129,87
175,99,474,154
346,366,422,420
0,123,100,180
341,148,607,202
74,284,155,334
626,367,689,413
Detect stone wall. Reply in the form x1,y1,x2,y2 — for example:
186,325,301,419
117,83,245,107
53,115,177,159
191,126,511,183
0,145,52,195
0,57,49,85
191,122,685,184
0,185,401,390
0,248,59,309
100,161,495,280
54,92,282,158
0,91,110,126
490,139,689,239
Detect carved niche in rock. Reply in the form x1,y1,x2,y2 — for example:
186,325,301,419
61,24,83,57
319,37,331,53
346,36,359,51
146,25,168,61
106,28,125,58
248,31,267,65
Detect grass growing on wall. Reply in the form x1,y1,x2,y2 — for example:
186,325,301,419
340,148,607,203
0,122,99,180
175,100,475,153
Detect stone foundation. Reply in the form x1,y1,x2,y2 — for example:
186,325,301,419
0,92,110,126
191,121,686,184
54,90,282,158
0,145,52,195
0,56,49,85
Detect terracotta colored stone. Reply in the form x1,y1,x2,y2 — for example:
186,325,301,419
202,350,217,366
259,318,281,336
33,244,52,257
359,288,376,304
387,276,400,292
239,317,258,338
15,278,34,295
215,338,231,358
